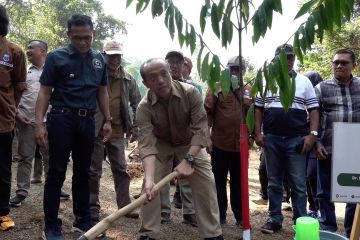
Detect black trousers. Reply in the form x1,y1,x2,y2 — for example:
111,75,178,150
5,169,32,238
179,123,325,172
44,110,95,229
211,147,242,222
0,131,14,216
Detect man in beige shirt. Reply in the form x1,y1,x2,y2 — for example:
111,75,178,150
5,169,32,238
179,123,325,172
137,58,223,240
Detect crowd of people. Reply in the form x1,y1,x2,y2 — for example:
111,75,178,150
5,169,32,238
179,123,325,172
0,4,358,240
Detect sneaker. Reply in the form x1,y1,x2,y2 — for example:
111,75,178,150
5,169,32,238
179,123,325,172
182,214,197,227
72,221,104,238
0,215,15,231
42,227,64,240
10,194,26,207
281,201,292,211
252,196,268,205
160,212,171,224
261,219,282,234
307,210,318,218
31,178,42,184
60,190,70,200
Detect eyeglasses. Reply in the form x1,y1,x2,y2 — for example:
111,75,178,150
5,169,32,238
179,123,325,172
70,35,93,42
332,60,351,66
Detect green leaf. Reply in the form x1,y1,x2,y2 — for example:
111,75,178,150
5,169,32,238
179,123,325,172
340,0,351,20
324,0,334,32
231,75,239,89
246,104,255,133
294,0,318,20
190,26,196,54
221,18,228,47
151,0,163,18
225,0,234,16
201,52,210,81
217,0,225,21
226,17,233,44
197,46,204,79
279,49,290,85
220,69,231,97
211,3,220,38
168,7,175,39
265,4,273,29
241,0,250,23
252,13,260,43
255,69,263,98
273,0,283,14
175,9,183,33
200,5,207,34
293,32,303,62
178,32,185,47
136,0,145,14
258,6,267,37
333,0,341,27
126,0,134,8
164,7,171,27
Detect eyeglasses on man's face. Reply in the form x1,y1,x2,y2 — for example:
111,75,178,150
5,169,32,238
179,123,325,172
332,60,351,67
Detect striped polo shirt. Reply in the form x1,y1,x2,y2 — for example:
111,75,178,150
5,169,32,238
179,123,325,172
255,72,319,137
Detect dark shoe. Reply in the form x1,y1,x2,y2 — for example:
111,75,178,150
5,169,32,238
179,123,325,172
236,220,242,228
90,209,100,223
10,194,26,207
42,227,65,240
261,219,282,234
182,214,197,227
31,178,42,184
60,190,70,200
133,193,141,199
252,195,268,205
125,211,139,219
204,234,224,240
160,212,171,224
307,210,318,218
72,221,105,238
138,236,155,240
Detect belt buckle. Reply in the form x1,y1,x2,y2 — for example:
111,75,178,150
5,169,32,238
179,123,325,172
78,109,87,117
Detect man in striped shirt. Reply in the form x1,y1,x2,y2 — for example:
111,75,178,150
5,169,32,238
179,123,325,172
254,44,319,234
315,49,357,238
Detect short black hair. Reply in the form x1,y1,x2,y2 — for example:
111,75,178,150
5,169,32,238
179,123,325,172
29,40,48,52
140,58,170,80
0,5,9,37
335,49,356,63
304,71,323,87
67,14,93,31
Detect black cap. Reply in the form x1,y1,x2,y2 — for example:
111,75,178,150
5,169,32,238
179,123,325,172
275,44,295,56
165,50,184,61
227,56,245,69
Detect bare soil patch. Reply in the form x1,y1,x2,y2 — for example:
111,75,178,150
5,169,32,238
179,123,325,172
3,144,347,240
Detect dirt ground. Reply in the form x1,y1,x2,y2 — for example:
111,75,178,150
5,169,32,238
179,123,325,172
2,144,347,240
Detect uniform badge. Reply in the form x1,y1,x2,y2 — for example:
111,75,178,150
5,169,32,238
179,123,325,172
3,54,10,62
92,59,102,69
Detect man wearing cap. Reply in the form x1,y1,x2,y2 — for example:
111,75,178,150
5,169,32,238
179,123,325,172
137,58,223,240
88,40,141,222
35,14,111,239
204,56,252,226
254,44,319,234
160,50,197,227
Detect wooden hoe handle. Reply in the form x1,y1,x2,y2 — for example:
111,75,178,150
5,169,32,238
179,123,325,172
78,171,180,240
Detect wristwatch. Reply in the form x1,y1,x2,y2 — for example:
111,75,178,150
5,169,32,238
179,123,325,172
310,130,318,136
184,154,195,165
104,116,112,123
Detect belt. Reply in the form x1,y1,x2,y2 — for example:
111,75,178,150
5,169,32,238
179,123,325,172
51,107,95,117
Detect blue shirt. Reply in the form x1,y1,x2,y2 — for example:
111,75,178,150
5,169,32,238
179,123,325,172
40,44,107,110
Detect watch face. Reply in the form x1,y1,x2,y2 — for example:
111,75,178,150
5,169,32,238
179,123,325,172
311,131,318,136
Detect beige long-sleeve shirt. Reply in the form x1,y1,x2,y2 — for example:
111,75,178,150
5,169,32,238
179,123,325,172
136,80,208,159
